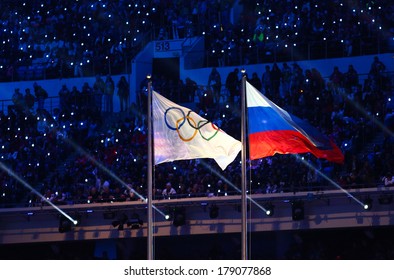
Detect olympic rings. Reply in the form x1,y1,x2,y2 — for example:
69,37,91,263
198,120,220,141
176,116,198,142
164,107,221,142
164,107,186,130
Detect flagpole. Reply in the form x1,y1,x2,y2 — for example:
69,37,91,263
147,74,154,260
240,69,248,260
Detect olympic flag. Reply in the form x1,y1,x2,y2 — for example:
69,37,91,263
152,91,242,170
246,81,344,163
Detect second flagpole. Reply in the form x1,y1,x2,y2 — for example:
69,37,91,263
240,70,248,260
147,74,154,260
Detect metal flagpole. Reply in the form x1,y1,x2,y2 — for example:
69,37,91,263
147,74,154,260
240,70,248,260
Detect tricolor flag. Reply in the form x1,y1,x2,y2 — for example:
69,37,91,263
152,90,242,170
246,81,344,163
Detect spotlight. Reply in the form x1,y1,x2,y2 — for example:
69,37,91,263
264,203,275,216
58,213,80,233
126,214,143,229
172,207,186,227
73,212,81,226
291,201,304,221
209,205,219,219
164,207,173,220
363,198,373,211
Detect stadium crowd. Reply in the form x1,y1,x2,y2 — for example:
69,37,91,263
0,0,393,207
0,0,393,81
0,55,393,207
1,1,394,263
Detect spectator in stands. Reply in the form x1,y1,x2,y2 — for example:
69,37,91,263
52,189,67,205
343,65,359,94
11,88,24,113
225,68,240,107
281,62,292,100
104,75,115,113
369,56,387,91
58,85,71,113
117,76,130,112
100,182,113,202
249,72,262,92
329,66,344,95
81,82,93,110
199,86,214,111
253,19,265,56
383,172,394,187
162,182,176,199
41,189,54,204
69,85,81,110
24,88,35,113
93,75,105,112
208,67,222,106
33,82,48,111
184,77,198,103
195,85,206,110
270,63,282,103
290,63,304,107
261,65,272,99
87,186,100,203
310,68,325,96
73,63,83,78
112,185,126,202
157,28,169,40
215,180,225,196
124,180,137,201
173,78,185,103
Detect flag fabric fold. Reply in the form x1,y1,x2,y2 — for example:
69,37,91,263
246,81,344,164
152,90,242,170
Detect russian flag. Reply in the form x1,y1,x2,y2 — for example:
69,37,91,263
246,81,344,164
